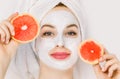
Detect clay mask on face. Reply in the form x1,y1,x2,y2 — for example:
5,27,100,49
35,9,82,70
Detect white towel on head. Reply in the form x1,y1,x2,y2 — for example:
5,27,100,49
28,0,89,79
5,0,90,79
29,0,87,40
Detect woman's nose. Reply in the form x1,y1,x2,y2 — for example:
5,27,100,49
56,36,64,47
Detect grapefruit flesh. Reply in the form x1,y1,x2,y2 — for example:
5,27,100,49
79,39,104,65
11,14,39,43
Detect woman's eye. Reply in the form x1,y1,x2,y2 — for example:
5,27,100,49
42,32,54,37
66,31,77,37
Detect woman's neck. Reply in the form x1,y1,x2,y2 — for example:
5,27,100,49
39,62,73,79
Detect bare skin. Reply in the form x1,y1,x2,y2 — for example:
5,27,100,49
0,7,120,79
38,6,120,79
93,49,120,79
38,6,77,79
0,13,19,79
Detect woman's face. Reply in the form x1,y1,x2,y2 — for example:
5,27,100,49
36,7,82,70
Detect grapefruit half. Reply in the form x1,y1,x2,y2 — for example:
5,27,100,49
78,39,104,65
11,14,40,43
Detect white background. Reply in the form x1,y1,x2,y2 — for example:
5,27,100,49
79,0,120,79
0,0,120,58
81,0,120,59
81,0,120,79
75,0,120,79
0,0,120,79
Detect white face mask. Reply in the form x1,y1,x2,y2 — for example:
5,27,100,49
35,9,82,70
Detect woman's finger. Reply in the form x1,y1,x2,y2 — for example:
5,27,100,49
93,63,102,76
0,27,5,43
0,23,10,44
99,54,116,62
108,63,119,77
102,59,117,72
3,20,15,36
8,12,18,21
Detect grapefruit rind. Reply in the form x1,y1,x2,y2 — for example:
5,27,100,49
11,13,40,43
78,39,104,65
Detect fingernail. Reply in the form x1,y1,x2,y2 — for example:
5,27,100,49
15,12,19,14
99,57,102,61
12,32,15,36
2,39,5,42
102,68,105,71
108,73,111,77
6,40,9,44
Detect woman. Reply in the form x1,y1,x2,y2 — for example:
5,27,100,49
0,1,120,79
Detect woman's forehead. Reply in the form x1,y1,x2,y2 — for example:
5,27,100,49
51,6,72,12
40,6,79,29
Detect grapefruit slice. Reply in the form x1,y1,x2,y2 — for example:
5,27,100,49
11,14,40,43
78,39,104,65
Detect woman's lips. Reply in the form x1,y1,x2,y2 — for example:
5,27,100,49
50,52,70,60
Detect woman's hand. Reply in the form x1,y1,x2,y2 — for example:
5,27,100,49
0,13,19,79
93,50,120,79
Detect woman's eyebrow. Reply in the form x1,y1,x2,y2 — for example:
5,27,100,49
41,24,55,29
66,24,78,28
